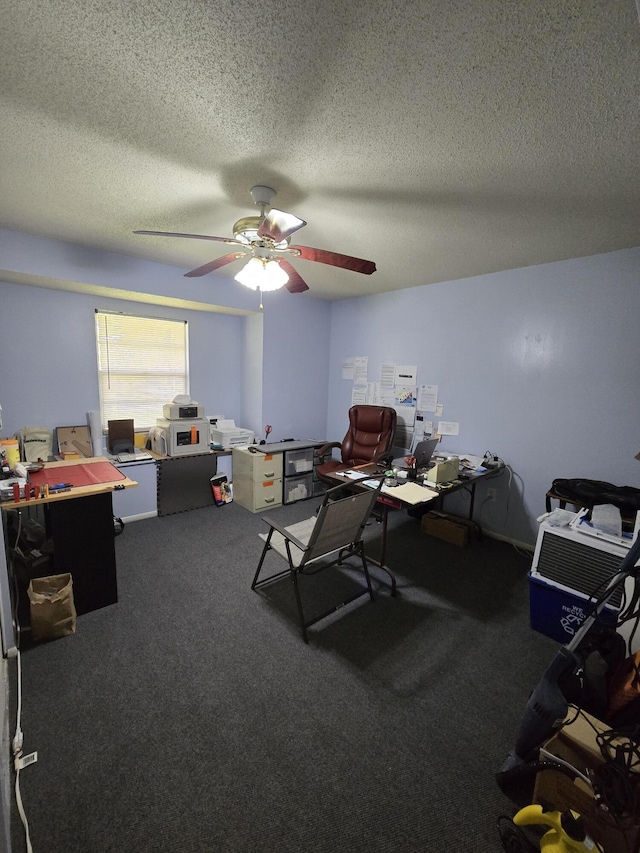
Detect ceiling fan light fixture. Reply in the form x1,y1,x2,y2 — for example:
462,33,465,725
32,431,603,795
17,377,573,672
232,216,262,245
234,257,289,291
232,215,289,248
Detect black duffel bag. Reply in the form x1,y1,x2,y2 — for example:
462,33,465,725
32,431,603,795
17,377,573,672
551,478,640,517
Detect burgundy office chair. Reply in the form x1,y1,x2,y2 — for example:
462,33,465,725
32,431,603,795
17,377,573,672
316,405,397,482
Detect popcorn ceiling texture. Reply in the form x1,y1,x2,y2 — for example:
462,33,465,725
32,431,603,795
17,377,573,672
0,0,638,299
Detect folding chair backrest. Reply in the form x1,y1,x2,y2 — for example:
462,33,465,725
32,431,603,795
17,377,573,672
300,487,379,567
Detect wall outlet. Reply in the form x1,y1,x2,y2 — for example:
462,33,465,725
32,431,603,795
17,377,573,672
487,488,496,501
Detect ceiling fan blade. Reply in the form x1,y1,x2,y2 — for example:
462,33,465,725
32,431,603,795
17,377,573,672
134,230,240,244
184,252,246,277
278,259,309,293
288,245,376,275
257,209,307,244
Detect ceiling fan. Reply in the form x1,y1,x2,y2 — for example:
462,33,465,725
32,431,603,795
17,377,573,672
134,185,376,295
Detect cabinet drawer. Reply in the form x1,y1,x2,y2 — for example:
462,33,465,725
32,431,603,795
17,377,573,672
253,479,282,510
232,448,283,483
253,453,282,482
284,448,314,476
284,473,313,504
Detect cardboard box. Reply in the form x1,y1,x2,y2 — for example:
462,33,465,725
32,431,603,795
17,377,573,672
534,711,640,853
420,511,478,546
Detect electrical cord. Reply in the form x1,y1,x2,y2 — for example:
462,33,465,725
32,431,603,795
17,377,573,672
6,508,37,850
12,648,35,852
594,725,640,818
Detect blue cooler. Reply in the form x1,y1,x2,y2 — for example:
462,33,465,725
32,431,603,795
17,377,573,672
527,572,618,643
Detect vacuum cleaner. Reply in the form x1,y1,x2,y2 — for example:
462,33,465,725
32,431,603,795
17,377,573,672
498,530,640,780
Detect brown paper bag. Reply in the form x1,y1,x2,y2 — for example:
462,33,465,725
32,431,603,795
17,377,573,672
27,573,77,640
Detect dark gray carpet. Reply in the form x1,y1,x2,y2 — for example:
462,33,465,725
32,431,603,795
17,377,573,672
10,500,557,852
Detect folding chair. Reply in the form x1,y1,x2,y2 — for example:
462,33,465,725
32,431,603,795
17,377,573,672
251,482,382,643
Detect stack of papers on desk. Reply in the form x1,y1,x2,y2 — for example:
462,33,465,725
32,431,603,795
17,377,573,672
361,479,439,505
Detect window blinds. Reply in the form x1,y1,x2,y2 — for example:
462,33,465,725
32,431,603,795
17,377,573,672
95,311,189,431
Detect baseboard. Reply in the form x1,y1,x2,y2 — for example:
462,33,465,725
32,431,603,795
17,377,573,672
119,510,158,524
482,527,535,554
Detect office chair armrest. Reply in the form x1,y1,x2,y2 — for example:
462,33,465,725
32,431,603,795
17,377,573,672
260,517,308,553
317,441,342,456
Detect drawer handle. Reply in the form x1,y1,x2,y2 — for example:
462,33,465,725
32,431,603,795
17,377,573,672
264,497,275,503
264,471,275,478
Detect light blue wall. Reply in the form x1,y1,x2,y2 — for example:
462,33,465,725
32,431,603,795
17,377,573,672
326,248,640,546
1,228,638,547
0,228,332,441
0,282,246,438
260,288,331,442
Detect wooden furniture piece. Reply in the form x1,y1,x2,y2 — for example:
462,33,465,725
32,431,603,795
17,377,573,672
251,482,382,643
232,447,283,512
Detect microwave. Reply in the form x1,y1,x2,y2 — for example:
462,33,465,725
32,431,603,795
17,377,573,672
155,418,210,456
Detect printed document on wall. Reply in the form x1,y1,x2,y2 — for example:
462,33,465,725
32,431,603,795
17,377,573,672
380,363,395,387
438,421,460,436
351,384,368,405
417,384,438,413
353,357,368,384
342,357,355,380
393,364,417,385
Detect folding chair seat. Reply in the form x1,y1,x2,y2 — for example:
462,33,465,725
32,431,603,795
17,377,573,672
251,482,382,643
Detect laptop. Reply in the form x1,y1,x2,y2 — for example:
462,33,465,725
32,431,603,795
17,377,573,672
413,438,439,471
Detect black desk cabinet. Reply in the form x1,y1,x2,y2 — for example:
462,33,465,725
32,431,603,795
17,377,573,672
48,492,117,615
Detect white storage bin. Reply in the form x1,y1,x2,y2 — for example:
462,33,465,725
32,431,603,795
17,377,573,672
284,448,314,477
284,473,313,504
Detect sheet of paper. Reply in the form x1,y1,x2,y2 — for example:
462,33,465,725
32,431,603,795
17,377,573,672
382,482,439,505
351,384,368,405
342,357,355,379
366,382,380,404
416,414,434,435
393,423,414,451
353,356,368,384
379,386,395,407
342,470,371,480
380,363,395,387
438,421,459,436
417,384,438,412
394,364,417,385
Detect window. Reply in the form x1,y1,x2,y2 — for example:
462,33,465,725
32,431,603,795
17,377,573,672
95,311,189,430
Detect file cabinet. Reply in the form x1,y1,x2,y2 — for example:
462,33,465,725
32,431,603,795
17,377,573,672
232,447,283,512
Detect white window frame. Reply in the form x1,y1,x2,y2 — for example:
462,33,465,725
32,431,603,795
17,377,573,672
95,310,189,432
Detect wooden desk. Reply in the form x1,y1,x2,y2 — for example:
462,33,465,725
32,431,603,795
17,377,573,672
2,457,137,620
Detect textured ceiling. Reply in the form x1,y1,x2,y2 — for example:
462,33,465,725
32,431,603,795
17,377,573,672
1,0,638,300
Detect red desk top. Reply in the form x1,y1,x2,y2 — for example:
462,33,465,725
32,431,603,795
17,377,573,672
29,460,125,488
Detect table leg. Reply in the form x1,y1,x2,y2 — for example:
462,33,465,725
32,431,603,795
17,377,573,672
366,503,397,596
